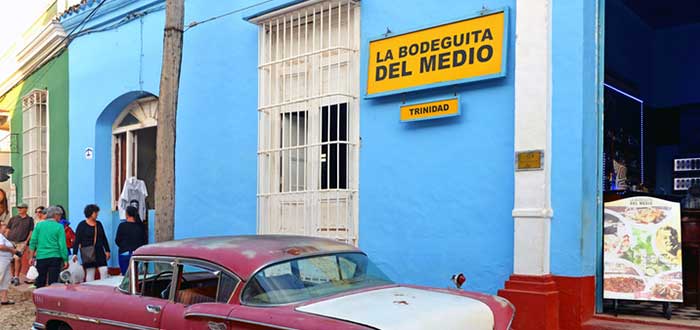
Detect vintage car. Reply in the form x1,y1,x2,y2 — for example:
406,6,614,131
32,235,514,330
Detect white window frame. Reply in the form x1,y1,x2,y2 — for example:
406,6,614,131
255,0,361,245
21,89,49,211
111,97,158,209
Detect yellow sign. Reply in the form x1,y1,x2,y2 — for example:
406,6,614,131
366,10,508,97
400,98,460,122
516,150,543,170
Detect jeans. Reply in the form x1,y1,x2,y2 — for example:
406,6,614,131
36,257,63,288
119,252,133,275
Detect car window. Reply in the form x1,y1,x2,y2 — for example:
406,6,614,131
241,253,392,305
134,260,175,300
174,262,239,305
119,267,131,292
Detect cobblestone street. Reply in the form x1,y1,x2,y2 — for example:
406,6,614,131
1,285,35,330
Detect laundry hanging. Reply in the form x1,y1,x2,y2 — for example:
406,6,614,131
118,177,148,220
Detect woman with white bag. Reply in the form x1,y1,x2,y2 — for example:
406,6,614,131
72,204,110,282
0,223,22,304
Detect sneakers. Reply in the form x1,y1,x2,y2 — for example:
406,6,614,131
11,277,19,286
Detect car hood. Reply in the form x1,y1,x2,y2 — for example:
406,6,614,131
81,276,124,287
296,286,495,330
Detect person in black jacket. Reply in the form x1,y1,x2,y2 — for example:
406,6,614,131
115,206,147,275
72,204,110,282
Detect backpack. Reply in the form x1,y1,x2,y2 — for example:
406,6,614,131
64,225,76,249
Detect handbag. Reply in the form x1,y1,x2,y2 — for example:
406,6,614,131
79,223,98,264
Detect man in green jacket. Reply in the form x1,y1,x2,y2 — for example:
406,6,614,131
28,206,68,288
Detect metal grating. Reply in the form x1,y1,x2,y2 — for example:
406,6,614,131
21,89,48,211
674,177,700,191
674,157,700,172
256,1,360,245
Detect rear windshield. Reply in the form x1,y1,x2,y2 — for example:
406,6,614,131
241,253,393,305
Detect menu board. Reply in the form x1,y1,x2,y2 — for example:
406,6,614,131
603,197,683,302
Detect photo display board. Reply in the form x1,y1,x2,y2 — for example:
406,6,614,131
603,197,683,302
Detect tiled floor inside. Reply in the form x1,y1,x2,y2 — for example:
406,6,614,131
602,299,700,321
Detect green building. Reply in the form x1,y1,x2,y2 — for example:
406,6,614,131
0,1,69,214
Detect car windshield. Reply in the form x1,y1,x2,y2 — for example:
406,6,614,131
241,252,393,305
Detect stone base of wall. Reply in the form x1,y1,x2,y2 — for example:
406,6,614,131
498,274,597,330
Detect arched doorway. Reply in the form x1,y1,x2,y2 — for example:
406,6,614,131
111,96,157,216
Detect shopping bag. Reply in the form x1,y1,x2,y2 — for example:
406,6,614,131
26,265,38,281
67,258,85,284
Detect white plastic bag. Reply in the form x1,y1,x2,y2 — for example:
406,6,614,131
26,265,38,281
67,258,84,284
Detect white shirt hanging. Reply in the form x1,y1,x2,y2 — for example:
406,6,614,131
118,177,148,220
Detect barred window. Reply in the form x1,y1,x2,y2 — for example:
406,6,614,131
21,90,48,211
255,1,360,245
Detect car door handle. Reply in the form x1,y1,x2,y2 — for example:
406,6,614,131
146,305,162,314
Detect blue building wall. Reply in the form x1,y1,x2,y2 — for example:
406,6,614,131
63,0,603,294
64,0,261,265
65,1,165,266
358,1,516,294
549,0,599,277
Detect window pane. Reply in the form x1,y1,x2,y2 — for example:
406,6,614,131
217,274,238,303
118,113,140,127
174,263,238,305
134,260,173,299
280,111,307,192
136,127,156,209
119,266,131,292
321,103,348,190
114,133,126,207
241,253,392,305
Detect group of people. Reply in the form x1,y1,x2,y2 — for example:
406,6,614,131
0,188,148,304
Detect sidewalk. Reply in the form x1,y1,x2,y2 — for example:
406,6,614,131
2,283,36,330
583,315,700,330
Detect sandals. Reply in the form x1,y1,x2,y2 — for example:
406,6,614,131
1,301,15,305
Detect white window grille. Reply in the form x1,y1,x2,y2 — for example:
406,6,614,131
21,90,48,211
256,0,360,245
112,97,158,210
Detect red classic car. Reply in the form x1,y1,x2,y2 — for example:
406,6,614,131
32,235,514,330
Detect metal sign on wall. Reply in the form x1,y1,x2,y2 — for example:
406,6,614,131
400,97,460,122
366,8,509,98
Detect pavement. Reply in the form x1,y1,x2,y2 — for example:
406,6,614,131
584,315,700,330
0,280,36,330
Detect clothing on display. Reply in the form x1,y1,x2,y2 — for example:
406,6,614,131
118,177,148,220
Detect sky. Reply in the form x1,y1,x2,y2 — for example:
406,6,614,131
0,0,56,56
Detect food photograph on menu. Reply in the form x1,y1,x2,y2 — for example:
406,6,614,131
603,197,683,302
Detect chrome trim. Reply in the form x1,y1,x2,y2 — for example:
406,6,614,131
31,322,45,330
169,260,180,301
37,309,99,324
225,316,300,330
37,308,158,330
184,312,230,321
100,318,158,330
183,312,300,329
239,251,371,307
